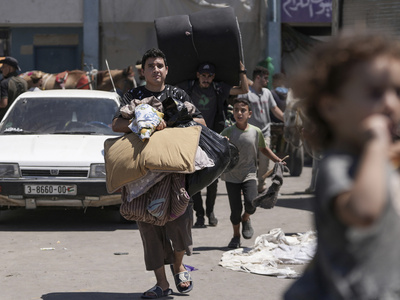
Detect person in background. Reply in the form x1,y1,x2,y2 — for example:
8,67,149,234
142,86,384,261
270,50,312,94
180,61,249,228
270,72,288,123
220,97,285,249
239,66,284,193
135,59,146,87
0,56,27,120
284,31,400,299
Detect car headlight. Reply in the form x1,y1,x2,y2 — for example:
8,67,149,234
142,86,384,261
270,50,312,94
0,163,21,178
89,163,106,178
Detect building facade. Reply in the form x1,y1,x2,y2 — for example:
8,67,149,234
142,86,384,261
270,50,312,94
0,0,268,75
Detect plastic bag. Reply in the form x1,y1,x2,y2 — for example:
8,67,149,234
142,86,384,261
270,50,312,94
185,123,232,196
224,142,239,173
161,97,239,196
162,96,193,127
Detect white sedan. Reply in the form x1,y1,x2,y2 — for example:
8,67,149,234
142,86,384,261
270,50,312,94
0,89,123,210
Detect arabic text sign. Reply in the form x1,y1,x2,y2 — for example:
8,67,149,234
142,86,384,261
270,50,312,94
281,0,332,23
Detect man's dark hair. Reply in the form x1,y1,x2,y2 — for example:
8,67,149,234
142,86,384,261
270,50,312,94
232,97,252,111
252,66,269,80
141,48,168,69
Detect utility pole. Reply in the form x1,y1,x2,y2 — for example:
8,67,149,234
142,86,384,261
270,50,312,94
267,0,281,73
83,0,99,69
331,0,343,35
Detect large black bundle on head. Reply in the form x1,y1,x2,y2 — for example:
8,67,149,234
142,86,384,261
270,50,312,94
155,7,243,86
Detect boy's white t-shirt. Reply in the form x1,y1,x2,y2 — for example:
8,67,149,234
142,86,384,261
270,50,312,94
220,123,266,183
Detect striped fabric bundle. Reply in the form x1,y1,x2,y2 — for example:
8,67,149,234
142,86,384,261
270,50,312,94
120,173,190,226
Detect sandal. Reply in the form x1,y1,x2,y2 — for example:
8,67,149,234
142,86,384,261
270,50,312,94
141,285,172,299
170,264,193,293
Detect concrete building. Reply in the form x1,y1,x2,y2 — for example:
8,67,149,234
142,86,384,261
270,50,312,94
0,0,268,75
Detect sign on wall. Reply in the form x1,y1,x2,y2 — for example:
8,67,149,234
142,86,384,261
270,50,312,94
281,0,332,23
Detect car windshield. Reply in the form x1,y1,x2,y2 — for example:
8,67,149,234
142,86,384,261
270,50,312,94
0,97,122,135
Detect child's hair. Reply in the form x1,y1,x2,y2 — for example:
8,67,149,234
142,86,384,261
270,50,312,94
252,66,269,80
292,30,400,150
232,97,252,111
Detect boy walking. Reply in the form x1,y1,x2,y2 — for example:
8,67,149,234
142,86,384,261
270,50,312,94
220,98,284,248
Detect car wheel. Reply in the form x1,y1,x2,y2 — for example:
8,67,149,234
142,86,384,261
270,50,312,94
286,143,304,177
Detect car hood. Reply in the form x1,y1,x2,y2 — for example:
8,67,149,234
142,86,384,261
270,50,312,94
0,135,115,166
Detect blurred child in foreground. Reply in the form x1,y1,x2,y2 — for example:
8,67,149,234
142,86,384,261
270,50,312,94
284,31,400,299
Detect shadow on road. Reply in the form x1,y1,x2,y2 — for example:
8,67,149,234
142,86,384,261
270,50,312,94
41,292,141,300
0,207,137,232
193,245,232,253
274,195,314,212
41,291,184,300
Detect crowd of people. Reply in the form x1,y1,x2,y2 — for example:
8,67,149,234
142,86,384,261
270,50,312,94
3,28,400,299
110,47,288,298
113,29,400,299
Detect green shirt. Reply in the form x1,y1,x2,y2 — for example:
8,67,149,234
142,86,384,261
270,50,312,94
220,123,266,183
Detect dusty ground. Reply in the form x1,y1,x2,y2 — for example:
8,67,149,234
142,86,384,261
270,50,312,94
0,166,315,300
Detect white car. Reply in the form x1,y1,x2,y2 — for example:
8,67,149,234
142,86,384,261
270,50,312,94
0,89,123,210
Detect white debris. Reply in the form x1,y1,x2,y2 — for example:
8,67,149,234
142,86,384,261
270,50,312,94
219,228,316,278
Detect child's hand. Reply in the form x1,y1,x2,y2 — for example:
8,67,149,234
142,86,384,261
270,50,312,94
277,159,287,165
156,119,166,131
361,115,392,146
277,155,289,165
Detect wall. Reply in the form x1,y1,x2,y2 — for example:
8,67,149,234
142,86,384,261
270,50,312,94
98,0,267,73
10,27,83,72
0,0,267,76
342,0,400,36
0,0,83,25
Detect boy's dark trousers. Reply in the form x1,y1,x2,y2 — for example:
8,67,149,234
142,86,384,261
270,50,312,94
192,179,218,219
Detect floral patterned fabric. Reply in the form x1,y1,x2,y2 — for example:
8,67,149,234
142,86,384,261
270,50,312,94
128,103,164,141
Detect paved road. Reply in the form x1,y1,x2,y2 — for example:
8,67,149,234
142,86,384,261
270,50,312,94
0,166,315,300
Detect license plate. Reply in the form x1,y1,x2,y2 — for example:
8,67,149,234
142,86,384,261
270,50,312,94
24,184,77,195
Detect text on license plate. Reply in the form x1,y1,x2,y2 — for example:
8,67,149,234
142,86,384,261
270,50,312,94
24,185,77,195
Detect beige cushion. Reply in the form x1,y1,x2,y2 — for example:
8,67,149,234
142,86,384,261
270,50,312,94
104,126,202,193
104,133,147,193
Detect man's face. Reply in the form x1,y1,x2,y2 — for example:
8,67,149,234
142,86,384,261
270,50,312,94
0,64,11,77
257,74,269,88
197,72,215,89
143,57,168,87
